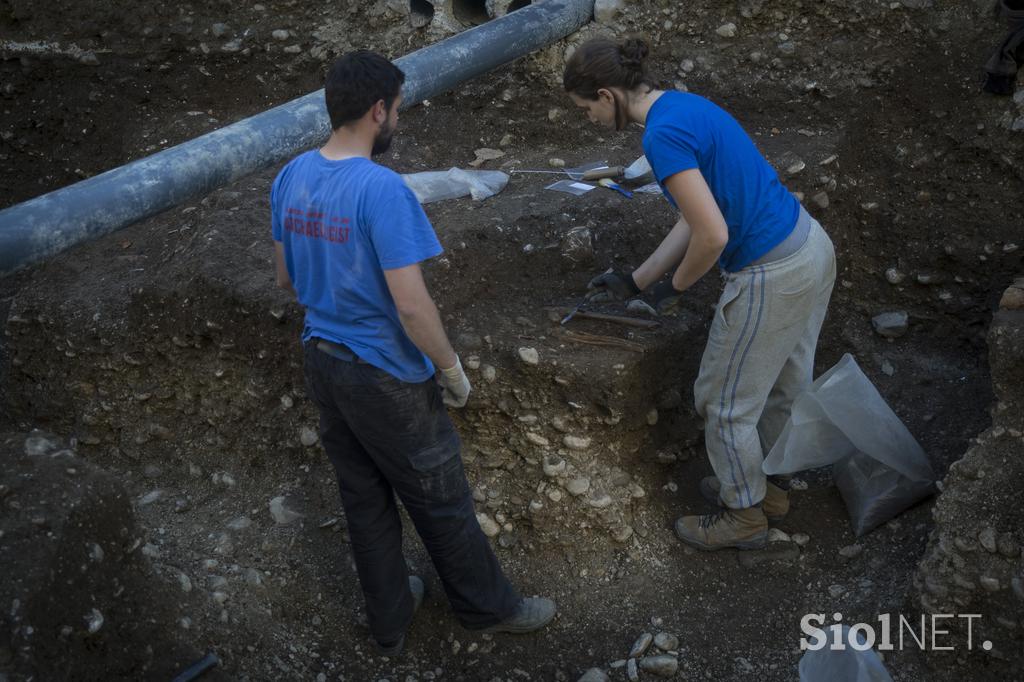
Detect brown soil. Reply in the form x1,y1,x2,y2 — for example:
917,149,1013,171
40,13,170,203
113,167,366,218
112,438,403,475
2,1,1022,680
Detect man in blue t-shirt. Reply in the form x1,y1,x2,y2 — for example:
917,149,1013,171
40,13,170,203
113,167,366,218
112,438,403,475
271,50,554,656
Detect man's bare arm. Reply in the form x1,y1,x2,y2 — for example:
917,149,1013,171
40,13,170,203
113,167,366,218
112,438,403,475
274,241,296,296
383,263,458,370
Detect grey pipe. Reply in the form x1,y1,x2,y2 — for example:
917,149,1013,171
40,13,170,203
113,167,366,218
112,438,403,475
0,0,593,276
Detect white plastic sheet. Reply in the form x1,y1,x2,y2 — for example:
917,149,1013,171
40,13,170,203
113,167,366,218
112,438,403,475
402,168,509,204
624,155,654,182
798,626,894,682
762,354,935,536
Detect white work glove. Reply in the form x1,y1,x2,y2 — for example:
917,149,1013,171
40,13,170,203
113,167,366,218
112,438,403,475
439,356,472,408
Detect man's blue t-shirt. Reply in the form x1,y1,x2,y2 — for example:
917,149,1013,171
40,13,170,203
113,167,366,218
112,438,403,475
642,91,799,272
270,152,442,383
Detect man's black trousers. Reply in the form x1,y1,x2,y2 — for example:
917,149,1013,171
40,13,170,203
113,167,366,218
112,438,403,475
303,341,519,644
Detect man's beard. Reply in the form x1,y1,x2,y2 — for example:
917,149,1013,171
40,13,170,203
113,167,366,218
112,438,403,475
371,121,395,156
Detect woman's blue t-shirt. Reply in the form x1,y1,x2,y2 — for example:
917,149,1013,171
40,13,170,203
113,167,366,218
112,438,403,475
271,152,442,383
642,91,799,272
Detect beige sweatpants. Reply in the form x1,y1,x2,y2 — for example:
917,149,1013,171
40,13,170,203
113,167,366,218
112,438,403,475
693,216,836,510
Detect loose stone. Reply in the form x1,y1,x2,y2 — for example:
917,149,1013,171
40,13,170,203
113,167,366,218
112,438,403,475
269,496,302,525
629,632,653,658
639,655,679,677
566,477,591,496
300,426,319,447
518,347,540,365
542,456,566,477
872,311,909,338
563,435,591,450
528,432,552,448
477,513,501,537
716,22,737,38
653,632,679,651
839,544,863,559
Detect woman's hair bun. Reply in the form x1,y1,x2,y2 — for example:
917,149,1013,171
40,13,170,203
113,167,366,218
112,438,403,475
619,38,649,69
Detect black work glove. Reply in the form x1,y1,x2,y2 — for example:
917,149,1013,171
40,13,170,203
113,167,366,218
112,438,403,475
587,268,641,302
651,279,685,315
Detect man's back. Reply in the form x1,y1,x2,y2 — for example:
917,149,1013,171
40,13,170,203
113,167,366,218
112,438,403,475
271,151,442,383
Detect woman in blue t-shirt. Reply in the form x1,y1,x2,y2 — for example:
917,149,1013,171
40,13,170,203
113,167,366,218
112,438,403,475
564,37,836,551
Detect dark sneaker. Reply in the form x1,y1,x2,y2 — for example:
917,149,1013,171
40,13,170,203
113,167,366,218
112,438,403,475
674,506,768,551
484,597,556,634
698,476,790,522
373,575,426,657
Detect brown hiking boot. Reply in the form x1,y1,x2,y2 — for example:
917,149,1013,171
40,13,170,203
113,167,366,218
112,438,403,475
674,506,768,551
698,476,790,522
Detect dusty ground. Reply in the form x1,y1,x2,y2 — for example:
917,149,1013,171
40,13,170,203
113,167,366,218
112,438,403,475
2,0,1023,680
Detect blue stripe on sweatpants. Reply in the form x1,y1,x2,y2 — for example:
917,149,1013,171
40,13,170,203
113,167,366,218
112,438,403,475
726,267,767,508
716,269,759,507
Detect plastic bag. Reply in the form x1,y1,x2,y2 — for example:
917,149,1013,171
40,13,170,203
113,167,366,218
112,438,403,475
402,168,508,204
762,354,935,536
545,179,597,196
798,626,893,682
624,155,654,182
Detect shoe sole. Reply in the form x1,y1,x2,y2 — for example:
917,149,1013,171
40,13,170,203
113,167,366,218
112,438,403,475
698,478,787,524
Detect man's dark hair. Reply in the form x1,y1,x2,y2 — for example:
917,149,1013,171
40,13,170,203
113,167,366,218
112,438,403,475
325,50,405,130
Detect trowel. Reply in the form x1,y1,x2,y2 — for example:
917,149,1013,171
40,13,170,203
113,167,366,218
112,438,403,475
560,290,598,325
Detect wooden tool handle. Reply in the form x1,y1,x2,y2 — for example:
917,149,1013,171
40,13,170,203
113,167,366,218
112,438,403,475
581,166,625,181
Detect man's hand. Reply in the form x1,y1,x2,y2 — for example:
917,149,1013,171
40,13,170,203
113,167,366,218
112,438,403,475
587,268,641,302
439,356,472,408
651,279,685,315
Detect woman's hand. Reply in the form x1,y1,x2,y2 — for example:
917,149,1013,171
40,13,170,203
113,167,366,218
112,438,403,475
586,268,641,301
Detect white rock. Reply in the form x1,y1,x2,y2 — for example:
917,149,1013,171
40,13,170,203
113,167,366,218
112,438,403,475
227,516,252,532
85,608,104,634
885,267,905,284
716,22,738,38
25,431,59,456
767,528,791,543
518,347,539,365
542,456,566,477
271,29,289,41
594,0,624,25
791,532,810,546
138,490,163,506
528,432,552,448
300,425,319,447
563,435,591,450
477,512,501,537
269,496,302,525
566,477,591,496
482,364,497,383
839,544,863,559
470,147,505,167
578,668,610,682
